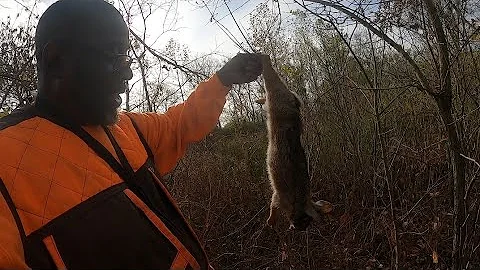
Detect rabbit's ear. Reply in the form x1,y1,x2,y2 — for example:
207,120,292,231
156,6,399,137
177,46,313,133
313,200,334,214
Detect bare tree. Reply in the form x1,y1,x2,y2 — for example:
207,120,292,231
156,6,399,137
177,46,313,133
297,0,479,268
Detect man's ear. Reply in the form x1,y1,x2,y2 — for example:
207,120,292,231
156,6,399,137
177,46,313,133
42,42,65,78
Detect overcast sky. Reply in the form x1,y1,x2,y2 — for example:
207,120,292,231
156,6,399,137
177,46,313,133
0,0,282,56
0,0,292,114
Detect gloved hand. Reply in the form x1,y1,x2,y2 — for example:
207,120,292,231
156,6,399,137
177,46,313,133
216,53,263,87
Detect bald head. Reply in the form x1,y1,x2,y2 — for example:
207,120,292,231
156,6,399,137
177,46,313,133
34,0,133,126
35,0,128,64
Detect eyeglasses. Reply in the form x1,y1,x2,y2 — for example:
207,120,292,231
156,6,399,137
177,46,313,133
87,47,133,73
108,53,133,73
67,41,134,72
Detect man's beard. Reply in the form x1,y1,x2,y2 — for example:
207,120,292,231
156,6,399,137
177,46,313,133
72,65,123,126
80,93,121,126
69,80,122,126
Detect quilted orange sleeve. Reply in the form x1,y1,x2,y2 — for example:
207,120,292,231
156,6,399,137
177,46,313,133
0,194,28,270
126,74,229,175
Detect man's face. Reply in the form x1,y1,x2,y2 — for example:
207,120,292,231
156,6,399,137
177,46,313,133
65,27,133,125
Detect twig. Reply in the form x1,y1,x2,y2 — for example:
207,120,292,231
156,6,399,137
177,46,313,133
129,30,207,78
131,45,152,111
460,154,480,201
379,88,410,115
401,174,448,221
294,0,374,89
200,0,249,53
12,0,39,18
342,83,416,91
303,0,433,94
223,0,256,52
215,0,253,22
208,205,267,241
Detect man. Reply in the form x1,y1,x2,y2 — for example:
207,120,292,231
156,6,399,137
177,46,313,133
0,0,262,269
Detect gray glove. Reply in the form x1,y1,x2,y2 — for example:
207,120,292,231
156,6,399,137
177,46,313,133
216,53,263,86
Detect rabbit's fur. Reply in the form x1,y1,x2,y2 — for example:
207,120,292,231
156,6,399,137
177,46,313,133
260,55,332,230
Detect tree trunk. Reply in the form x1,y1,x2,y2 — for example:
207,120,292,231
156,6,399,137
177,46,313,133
303,0,468,266
436,95,466,269
422,0,466,267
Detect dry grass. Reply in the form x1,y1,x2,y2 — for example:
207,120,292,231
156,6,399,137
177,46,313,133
161,113,477,269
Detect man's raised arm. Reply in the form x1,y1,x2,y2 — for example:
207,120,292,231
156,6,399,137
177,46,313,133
125,53,262,175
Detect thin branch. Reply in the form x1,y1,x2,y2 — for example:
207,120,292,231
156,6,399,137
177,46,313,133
423,0,451,97
130,30,207,78
131,45,152,111
223,0,256,52
200,0,250,53
295,0,374,88
304,0,434,94
379,88,410,115
460,154,480,201
342,83,415,91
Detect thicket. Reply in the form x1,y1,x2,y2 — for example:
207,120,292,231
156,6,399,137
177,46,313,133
2,0,480,268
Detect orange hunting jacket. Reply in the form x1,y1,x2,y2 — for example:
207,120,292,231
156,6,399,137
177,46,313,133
0,75,228,269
